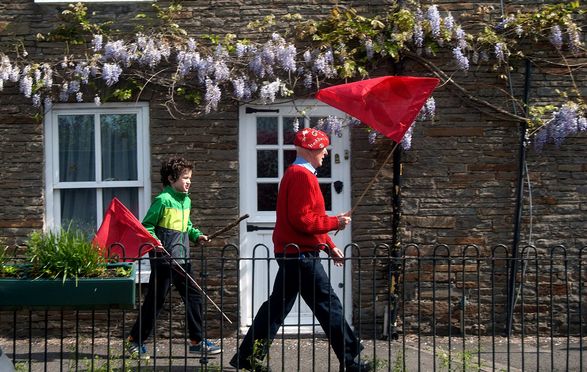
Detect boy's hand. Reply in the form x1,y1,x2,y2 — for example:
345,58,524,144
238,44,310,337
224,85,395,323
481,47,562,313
198,235,209,243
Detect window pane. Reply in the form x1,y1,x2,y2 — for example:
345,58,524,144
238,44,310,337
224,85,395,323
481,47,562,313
284,150,297,170
103,188,139,218
256,117,278,145
258,183,278,211
58,115,95,182
319,183,332,211
316,152,331,178
61,188,97,234
257,150,278,178
283,117,301,144
101,114,138,181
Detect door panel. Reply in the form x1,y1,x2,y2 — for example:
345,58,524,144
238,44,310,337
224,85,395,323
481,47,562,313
239,100,352,333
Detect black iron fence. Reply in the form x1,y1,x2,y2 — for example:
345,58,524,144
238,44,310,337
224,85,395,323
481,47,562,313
0,243,586,371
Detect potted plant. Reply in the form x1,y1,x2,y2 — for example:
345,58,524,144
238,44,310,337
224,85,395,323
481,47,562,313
0,228,136,310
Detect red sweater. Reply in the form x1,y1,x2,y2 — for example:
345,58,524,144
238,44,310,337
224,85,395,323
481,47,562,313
272,165,340,254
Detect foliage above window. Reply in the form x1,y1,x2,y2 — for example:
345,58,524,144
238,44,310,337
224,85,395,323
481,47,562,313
0,1,585,150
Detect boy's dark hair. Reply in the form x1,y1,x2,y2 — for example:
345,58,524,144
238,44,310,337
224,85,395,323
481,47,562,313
161,157,193,186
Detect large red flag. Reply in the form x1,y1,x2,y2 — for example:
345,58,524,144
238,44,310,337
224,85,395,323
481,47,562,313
93,197,159,261
315,76,439,142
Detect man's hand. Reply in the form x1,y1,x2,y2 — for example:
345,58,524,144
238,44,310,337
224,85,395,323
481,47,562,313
330,247,345,266
336,211,351,230
198,235,209,243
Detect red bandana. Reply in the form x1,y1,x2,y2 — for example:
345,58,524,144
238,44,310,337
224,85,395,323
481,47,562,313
294,128,329,150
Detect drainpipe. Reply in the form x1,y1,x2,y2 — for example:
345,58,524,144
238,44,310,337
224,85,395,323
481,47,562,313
506,58,531,335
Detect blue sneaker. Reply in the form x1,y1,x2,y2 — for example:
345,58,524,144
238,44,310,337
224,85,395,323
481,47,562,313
127,341,150,360
189,339,221,355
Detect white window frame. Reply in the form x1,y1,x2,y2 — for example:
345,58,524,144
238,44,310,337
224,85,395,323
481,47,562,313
43,102,151,232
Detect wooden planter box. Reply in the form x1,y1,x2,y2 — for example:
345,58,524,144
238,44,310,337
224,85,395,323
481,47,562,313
0,263,136,310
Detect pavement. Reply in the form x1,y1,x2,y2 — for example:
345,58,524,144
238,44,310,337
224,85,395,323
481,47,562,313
1,334,585,371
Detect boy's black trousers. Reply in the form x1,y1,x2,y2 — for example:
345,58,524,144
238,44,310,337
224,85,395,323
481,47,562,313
129,258,204,344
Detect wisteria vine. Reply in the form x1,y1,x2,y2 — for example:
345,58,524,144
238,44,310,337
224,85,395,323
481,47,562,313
0,1,585,150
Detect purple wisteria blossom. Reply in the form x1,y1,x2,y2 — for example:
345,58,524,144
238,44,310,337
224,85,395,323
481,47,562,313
59,82,69,102
533,103,586,151
103,40,128,62
444,13,454,33
494,43,506,63
260,79,281,103
32,93,41,107
232,77,246,100
42,65,53,89
455,26,467,49
413,9,424,49
427,5,441,39
368,130,378,144
401,124,414,150
19,66,33,98
102,63,122,86
292,118,300,132
317,115,343,136
204,78,221,113
495,15,515,32
303,72,313,89
92,34,103,52
453,47,469,71
213,59,230,82
417,97,436,121
236,43,247,58
364,39,374,59
549,25,563,50
567,23,582,54
177,49,202,78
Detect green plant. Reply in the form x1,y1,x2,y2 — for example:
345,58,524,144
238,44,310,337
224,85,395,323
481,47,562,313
247,339,271,371
0,245,18,277
371,356,388,371
438,347,483,372
26,227,107,283
392,351,403,372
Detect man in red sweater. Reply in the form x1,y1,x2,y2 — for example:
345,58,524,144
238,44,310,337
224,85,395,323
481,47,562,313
230,128,371,372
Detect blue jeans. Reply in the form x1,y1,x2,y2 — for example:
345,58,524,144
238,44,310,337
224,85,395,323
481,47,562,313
236,251,361,365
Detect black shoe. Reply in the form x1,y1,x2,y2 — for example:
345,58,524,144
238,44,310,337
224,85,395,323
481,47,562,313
340,360,372,372
229,353,272,372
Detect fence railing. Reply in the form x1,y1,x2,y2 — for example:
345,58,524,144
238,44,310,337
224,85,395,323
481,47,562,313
0,243,585,371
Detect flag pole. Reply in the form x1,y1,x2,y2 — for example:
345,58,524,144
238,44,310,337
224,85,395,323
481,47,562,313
159,246,233,324
158,214,250,324
349,142,399,216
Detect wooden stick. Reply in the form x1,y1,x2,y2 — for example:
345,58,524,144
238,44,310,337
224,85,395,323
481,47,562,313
209,214,249,240
350,142,399,216
159,246,233,324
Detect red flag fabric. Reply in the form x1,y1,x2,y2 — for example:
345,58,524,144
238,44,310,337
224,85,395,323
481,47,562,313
315,76,440,142
93,197,159,261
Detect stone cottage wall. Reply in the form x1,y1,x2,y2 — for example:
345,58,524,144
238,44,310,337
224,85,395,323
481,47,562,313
0,0,585,338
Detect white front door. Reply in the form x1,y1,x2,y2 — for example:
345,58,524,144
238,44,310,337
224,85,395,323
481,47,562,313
238,100,352,333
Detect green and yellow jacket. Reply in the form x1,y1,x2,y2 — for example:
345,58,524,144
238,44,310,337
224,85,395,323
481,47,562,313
142,185,203,261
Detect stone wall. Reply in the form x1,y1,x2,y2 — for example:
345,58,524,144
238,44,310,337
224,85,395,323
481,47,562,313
0,0,585,338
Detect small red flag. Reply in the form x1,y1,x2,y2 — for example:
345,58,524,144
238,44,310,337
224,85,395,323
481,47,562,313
93,197,159,261
315,76,440,142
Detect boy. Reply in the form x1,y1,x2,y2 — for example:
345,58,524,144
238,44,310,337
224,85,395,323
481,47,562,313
127,156,221,358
